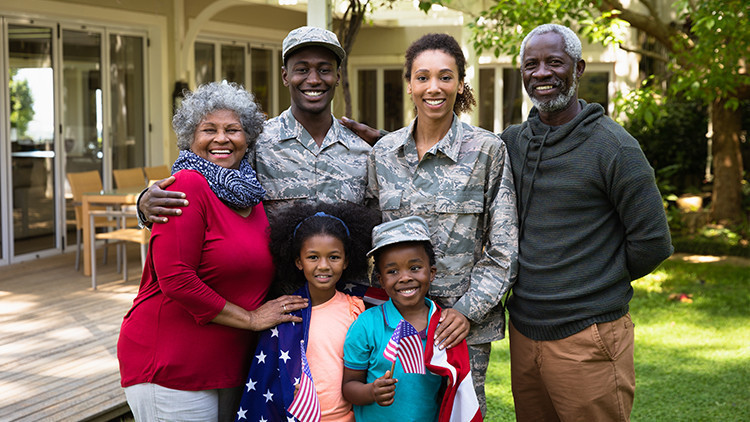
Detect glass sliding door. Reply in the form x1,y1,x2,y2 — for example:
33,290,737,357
1,21,147,264
251,47,272,115
356,68,405,132
61,28,103,249
109,33,145,171
383,69,403,132
221,44,245,86
195,39,283,117
195,41,215,87
8,23,58,257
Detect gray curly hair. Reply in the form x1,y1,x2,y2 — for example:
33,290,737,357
172,81,265,151
519,24,582,64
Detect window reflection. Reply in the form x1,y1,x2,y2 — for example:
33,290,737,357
357,70,377,129
251,48,272,115
357,68,404,132
195,42,215,87
579,71,609,114
9,24,56,255
221,44,245,86
110,34,146,170
478,68,495,131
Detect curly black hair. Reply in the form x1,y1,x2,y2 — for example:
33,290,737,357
267,202,381,297
403,33,476,116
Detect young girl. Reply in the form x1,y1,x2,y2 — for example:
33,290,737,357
342,216,481,422
235,202,380,422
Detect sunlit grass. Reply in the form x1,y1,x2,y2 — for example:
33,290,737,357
485,257,750,421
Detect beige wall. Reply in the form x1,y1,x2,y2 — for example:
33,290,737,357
51,0,173,15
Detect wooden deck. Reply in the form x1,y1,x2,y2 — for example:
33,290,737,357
0,246,143,422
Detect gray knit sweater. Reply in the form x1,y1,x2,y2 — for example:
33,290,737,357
502,101,673,341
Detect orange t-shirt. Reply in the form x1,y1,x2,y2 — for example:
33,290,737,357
307,290,364,422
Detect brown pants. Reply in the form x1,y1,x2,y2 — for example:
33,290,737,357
509,314,635,422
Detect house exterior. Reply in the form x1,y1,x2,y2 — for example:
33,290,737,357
0,0,644,266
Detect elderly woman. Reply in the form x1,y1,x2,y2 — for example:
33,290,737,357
117,82,308,422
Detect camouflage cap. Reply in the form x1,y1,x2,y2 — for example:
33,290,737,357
367,216,432,257
282,26,346,64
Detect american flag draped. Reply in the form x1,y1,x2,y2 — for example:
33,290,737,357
383,319,425,374
287,341,321,422
337,281,388,307
235,285,311,422
235,282,381,422
425,305,483,422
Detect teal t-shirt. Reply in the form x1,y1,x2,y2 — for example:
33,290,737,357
343,298,441,422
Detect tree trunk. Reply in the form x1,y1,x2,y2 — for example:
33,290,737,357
709,97,745,225
335,0,367,119
341,58,353,118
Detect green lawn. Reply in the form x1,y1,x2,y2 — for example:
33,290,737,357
485,256,750,421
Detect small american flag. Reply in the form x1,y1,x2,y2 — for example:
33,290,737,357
287,341,321,422
383,319,425,374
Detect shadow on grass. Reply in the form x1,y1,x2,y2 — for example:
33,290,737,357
634,260,750,324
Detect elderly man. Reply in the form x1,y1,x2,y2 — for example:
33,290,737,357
502,24,673,421
138,26,371,222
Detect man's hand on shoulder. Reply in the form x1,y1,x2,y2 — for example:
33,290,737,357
138,176,188,224
339,116,386,147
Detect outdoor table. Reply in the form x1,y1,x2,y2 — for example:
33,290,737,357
81,188,142,276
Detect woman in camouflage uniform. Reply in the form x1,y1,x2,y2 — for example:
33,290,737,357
365,33,518,415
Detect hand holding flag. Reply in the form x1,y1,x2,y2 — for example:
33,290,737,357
383,319,425,374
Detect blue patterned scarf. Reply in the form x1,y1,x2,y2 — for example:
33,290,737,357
171,150,266,209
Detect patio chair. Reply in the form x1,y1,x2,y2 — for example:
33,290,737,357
143,165,171,183
67,170,119,271
89,208,150,289
113,167,147,189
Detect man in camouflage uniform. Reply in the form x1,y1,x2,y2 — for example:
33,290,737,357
137,26,371,221
367,116,518,414
252,26,371,215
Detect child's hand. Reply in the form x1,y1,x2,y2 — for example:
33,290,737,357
371,369,398,406
434,308,470,350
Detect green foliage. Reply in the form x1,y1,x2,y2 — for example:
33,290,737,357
9,69,34,137
672,225,750,258
613,77,666,127
623,95,708,193
420,0,625,62
669,0,750,107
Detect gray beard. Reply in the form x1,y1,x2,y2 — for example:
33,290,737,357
531,77,578,113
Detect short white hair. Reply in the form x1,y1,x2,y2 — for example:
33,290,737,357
520,24,582,64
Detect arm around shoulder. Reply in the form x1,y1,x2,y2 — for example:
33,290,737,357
137,175,188,224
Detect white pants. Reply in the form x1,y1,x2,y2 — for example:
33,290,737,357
124,383,242,422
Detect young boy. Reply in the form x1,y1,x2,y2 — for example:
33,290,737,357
342,216,481,422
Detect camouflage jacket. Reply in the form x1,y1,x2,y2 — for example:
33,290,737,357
366,116,518,344
250,108,372,216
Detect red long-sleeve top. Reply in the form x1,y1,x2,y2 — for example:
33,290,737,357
118,169,274,390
